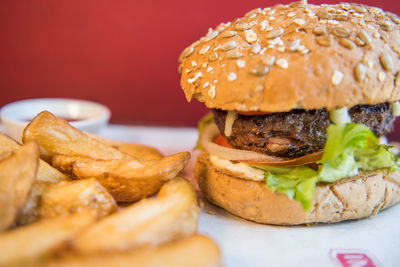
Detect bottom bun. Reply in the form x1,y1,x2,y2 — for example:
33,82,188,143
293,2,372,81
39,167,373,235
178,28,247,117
195,152,400,225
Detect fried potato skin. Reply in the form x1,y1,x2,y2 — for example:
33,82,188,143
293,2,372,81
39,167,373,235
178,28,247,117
17,179,117,225
0,133,69,182
37,161,70,182
22,111,131,162
23,112,191,202
16,181,50,226
0,142,39,231
0,211,97,266
71,177,200,254
0,135,69,226
40,179,117,219
52,152,191,202
0,133,20,160
88,134,163,161
42,235,221,267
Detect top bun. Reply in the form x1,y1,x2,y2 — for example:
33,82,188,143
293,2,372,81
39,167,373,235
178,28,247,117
179,2,400,112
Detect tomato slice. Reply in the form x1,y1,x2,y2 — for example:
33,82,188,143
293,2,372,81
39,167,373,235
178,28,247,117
213,134,233,148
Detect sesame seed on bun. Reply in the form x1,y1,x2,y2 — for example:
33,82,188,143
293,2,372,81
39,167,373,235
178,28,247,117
179,2,400,113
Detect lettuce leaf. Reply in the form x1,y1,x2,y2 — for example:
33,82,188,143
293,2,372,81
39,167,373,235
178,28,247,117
320,123,377,164
355,145,398,172
251,165,318,210
195,113,214,150
318,123,397,182
251,123,398,210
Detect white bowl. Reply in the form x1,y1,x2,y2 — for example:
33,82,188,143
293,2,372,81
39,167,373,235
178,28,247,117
0,98,111,142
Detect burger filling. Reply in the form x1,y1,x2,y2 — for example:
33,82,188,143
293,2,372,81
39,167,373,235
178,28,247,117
212,103,395,158
197,103,399,210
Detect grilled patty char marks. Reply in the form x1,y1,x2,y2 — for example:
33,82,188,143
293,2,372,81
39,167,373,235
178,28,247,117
212,103,395,158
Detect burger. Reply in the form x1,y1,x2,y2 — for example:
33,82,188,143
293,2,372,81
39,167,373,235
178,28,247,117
178,1,400,225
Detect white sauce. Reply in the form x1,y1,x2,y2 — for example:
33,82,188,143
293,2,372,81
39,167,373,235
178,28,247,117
378,136,388,145
224,111,238,137
329,107,351,125
392,101,400,116
210,155,265,181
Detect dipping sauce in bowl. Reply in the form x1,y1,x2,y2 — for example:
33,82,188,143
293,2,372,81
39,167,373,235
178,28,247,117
0,98,111,142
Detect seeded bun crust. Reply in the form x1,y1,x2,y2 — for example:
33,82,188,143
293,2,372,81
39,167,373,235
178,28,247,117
179,2,400,112
195,151,400,225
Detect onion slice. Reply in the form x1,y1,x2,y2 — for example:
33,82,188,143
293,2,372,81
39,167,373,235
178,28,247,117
201,123,285,162
241,151,323,167
201,123,323,166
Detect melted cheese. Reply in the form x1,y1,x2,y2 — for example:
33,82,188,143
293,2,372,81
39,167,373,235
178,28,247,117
224,111,238,137
210,155,264,181
392,101,400,116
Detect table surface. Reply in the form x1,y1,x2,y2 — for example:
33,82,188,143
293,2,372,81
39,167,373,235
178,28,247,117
98,124,400,267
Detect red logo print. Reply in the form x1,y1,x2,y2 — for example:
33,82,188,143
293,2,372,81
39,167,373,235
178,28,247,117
330,249,380,267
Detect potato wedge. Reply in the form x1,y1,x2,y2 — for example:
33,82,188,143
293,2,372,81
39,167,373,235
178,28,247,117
16,181,50,226
0,134,69,225
17,179,117,225
71,177,199,254
43,235,221,267
40,179,117,219
22,111,131,162
37,160,70,182
0,133,19,160
23,112,191,201
52,152,190,202
0,133,69,182
0,211,97,266
0,142,39,231
89,134,163,160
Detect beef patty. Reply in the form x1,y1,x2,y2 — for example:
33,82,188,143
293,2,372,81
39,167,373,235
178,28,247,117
212,103,395,158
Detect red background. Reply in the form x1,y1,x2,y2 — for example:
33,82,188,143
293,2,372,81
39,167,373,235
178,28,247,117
0,1,399,132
